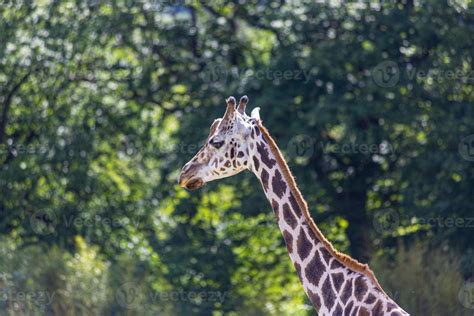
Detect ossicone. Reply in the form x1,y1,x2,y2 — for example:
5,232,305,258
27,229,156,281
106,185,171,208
223,96,236,121
238,95,249,114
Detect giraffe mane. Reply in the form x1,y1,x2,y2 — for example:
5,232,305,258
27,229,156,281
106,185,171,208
257,120,387,294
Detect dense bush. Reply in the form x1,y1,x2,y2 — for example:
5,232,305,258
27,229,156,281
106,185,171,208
1,1,473,315
371,241,469,316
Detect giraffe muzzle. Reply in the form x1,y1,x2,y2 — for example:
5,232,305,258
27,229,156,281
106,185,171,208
179,176,204,190
179,161,206,190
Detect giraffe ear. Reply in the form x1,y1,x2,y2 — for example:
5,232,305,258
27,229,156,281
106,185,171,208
251,107,261,121
208,118,222,136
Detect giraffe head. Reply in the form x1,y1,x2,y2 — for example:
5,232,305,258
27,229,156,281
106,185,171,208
178,95,261,190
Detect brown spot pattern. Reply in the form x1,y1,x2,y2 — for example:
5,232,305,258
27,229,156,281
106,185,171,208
351,306,359,316
296,228,312,260
271,199,280,220
359,306,370,316
272,169,287,198
304,224,320,247
254,126,260,136
330,259,345,269
354,276,368,301
373,300,384,316
282,203,297,229
282,230,293,253
332,273,344,292
294,262,302,280
365,293,376,304
308,290,321,310
320,248,332,265
261,169,269,191
341,279,353,304
288,192,302,217
344,300,354,316
387,302,397,312
305,253,325,286
256,142,276,168
334,303,343,316
252,156,260,171
321,276,335,308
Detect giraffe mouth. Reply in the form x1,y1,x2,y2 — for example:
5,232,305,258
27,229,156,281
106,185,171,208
182,177,204,190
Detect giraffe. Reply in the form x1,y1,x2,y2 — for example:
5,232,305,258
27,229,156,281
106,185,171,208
178,96,409,316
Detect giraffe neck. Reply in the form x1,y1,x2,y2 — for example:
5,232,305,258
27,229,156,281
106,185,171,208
247,121,409,315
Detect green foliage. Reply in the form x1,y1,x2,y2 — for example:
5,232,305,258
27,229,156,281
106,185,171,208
0,236,108,315
227,213,308,315
371,241,470,316
0,0,473,315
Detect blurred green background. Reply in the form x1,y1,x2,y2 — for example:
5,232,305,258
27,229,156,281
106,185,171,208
0,0,473,315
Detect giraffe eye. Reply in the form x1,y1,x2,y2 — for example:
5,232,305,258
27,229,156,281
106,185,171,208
209,139,224,149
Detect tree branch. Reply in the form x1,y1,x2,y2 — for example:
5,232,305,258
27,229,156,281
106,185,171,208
0,71,32,144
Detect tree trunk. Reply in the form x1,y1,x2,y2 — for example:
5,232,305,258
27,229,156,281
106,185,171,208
337,184,373,263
